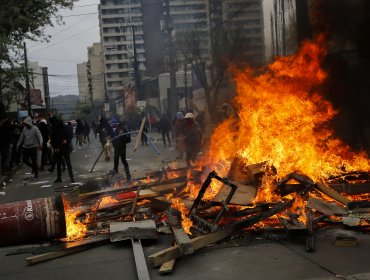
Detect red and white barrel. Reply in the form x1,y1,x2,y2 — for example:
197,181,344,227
0,195,66,246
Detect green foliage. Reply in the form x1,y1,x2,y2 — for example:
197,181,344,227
0,0,77,65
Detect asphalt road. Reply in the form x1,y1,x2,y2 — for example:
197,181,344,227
0,133,370,280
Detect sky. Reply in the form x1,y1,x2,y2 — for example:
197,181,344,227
26,0,101,97
25,0,275,98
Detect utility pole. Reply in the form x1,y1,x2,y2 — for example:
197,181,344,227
164,0,177,119
23,42,32,117
131,25,142,101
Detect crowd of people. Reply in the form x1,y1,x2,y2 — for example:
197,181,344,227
0,110,204,184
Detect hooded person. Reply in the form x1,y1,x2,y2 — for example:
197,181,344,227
111,121,131,181
49,116,75,183
17,116,43,178
183,112,202,168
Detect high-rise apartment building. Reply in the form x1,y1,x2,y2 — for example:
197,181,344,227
166,0,209,69
77,62,89,103
219,0,266,66
98,0,146,104
87,43,105,104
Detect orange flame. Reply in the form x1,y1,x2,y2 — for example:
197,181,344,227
203,35,370,202
63,201,88,241
171,197,193,234
98,196,119,208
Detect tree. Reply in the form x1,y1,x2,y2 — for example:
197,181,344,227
176,28,248,124
0,0,77,66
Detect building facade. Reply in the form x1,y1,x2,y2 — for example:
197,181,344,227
87,43,105,104
99,0,146,107
77,62,89,103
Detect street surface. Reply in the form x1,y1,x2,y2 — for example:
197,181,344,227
0,133,370,280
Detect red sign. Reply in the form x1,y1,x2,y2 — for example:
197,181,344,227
124,86,136,111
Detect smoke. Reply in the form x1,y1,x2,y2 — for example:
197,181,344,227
310,0,368,46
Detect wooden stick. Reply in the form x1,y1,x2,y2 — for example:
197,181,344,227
167,211,194,255
134,117,146,152
26,236,109,265
148,200,292,267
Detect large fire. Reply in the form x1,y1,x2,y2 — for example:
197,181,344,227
201,35,370,202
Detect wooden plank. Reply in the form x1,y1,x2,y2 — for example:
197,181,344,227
131,239,151,280
148,200,292,267
315,182,351,206
279,217,306,230
134,117,146,152
150,181,186,194
166,211,194,255
110,220,158,241
307,197,347,215
213,183,257,205
159,259,176,274
26,236,109,265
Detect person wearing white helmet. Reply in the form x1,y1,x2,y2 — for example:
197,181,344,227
183,112,202,167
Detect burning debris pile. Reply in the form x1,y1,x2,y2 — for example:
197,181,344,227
5,36,370,276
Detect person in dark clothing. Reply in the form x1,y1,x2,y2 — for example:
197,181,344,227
38,119,51,170
84,121,90,144
0,119,12,174
75,119,86,147
159,114,171,147
91,121,97,139
66,121,74,153
140,113,148,145
97,117,114,161
49,117,74,183
10,121,22,167
112,122,131,181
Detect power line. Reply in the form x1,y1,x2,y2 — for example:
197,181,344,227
29,14,96,50
54,12,98,18
29,25,99,54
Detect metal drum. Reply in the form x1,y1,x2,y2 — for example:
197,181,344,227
0,195,66,246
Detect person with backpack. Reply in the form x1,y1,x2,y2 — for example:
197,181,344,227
111,121,131,181
183,113,202,168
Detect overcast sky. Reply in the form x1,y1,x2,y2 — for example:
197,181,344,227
25,0,275,98
27,0,100,97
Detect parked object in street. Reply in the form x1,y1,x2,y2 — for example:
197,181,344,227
0,195,66,246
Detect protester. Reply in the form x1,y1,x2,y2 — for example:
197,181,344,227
84,121,90,144
10,121,22,168
173,111,185,159
91,120,97,139
111,122,131,181
16,116,43,178
158,113,171,147
66,121,74,152
140,113,148,146
183,113,202,168
49,116,74,183
38,119,51,170
97,117,114,161
0,119,12,174
75,119,86,147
